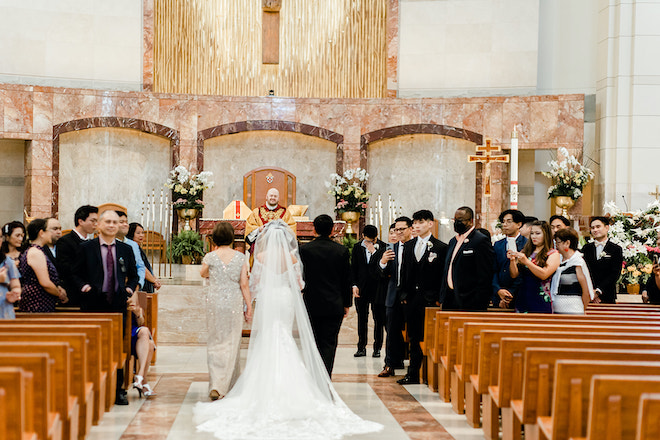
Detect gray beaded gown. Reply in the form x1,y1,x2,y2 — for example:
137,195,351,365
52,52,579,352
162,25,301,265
204,250,246,397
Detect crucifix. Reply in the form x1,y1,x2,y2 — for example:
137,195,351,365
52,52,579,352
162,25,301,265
262,0,281,64
468,138,509,227
650,185,660,201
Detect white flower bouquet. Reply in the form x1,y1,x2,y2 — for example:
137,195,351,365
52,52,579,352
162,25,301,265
165,166,215,210
542,147,594,200
326,168,370,214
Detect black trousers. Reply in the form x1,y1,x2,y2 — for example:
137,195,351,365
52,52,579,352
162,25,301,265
384,302,405,368
308,314,343,377
355,296,386,351
404,295,431,379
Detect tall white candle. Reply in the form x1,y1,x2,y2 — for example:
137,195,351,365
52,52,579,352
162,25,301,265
510,126,519,209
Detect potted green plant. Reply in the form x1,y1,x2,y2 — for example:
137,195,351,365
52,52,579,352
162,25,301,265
168,230,205,264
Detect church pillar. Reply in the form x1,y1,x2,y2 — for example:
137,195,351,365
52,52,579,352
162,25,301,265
24,138,55,218
596,0,660,210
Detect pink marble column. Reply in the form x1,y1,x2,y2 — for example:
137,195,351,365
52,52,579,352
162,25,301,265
385,0,399,98
143,0,155,92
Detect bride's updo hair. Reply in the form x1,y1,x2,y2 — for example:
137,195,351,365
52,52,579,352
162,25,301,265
211,221,234,246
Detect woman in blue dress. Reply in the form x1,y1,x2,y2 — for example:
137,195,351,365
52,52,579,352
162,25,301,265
508,220,560,313
0,234,21,319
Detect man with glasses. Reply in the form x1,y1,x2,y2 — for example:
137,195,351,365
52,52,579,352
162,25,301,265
42,217,63,265
492,209,527,308
377,217,413,377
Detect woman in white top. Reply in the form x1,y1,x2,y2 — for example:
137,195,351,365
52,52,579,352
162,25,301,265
550,227,594,314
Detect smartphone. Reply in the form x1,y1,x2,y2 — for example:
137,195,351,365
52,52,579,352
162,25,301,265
506,237,517,253
386,243,394,252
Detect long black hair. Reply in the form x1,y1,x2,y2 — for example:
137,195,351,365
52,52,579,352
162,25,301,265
127,222,143,241
1,221,26,255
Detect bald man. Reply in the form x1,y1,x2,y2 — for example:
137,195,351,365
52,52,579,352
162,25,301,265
245,188,296,242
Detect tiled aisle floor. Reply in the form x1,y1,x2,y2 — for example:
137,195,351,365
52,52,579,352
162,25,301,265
87,346,486,440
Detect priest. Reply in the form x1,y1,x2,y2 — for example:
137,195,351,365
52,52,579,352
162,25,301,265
245,188,296,243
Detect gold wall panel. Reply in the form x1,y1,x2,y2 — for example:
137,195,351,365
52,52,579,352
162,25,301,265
154,0,387,98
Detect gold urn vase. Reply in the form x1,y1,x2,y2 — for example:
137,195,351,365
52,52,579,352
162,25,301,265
554,196,575,217
340,211,360,235
177,208,199,231
626,283,641,295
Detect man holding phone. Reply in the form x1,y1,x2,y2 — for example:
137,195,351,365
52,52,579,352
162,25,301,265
492,209,527,308
582,216,624,304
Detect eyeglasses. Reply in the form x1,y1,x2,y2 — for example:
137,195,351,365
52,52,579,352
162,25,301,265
393,227,409,232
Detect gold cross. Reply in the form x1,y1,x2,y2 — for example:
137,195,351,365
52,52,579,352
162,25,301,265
468,139,509,196
650,185,660,201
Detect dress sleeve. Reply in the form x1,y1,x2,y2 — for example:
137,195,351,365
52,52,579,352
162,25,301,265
202,252,214,266
6,258,20,280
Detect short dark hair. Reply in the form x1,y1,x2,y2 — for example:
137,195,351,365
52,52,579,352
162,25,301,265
313,214,334,237
549,215,570,227
27,218,48,242
523,216,538,226
499,209,525,224
457,206,474,221
363,225,378,239
412,210,434,222
127,222,143,241
590,216,611,227
212,222,235,246
74,205,98,227
554,227,579,250
394,216,412,227
115,210,128,219
389,223,396,231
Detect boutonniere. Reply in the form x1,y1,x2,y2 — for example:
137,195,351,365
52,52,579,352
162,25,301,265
426,241,433,250
464,238,470,244
428,252,437,262
119,257,126,273
374,243,380,251
599,251,609,258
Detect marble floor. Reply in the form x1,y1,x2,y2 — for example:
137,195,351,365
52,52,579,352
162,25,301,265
87,345,487,440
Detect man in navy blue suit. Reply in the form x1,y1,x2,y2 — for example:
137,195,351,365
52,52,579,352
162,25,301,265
492,209,527,308
377,216,413,377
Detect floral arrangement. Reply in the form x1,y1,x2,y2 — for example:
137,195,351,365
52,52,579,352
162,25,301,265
326,168,370,215
165,166,214,210
542,147,594,200
604,200,660,285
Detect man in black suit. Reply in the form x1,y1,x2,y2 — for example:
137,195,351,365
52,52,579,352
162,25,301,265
441,206,495,311
56,205,98,306
351,224,387,358
73,209,139,405
397,210,448,385
582,216,624,304
42,218,62,265
377,216,413,377
300,214,352,377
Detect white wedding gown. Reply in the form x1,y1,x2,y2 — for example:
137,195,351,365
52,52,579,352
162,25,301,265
193,220,382,440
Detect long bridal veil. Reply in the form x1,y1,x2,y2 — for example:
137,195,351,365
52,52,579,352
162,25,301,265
193,220,382,439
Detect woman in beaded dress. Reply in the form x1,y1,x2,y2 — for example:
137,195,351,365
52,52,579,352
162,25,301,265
18,219,67,313
200,221,252,401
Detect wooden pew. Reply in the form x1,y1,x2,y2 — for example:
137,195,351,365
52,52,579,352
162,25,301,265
487,338,660,440
636,393,660,440
0,322,106,425
0,353,62,440
459,321,660,424
0,342,78,440
15,316,117,411
0,333,92,439
0,366,36,440
536,358,660,440
580,375,660,440
0,388,6,440
421,307,441,389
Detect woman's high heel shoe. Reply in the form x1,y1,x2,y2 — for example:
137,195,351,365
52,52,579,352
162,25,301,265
142,383,156,397
133,375,144,397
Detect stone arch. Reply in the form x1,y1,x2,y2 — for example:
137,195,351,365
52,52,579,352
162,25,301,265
52,116,180,214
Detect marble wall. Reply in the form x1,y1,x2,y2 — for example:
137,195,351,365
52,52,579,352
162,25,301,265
367,133,476,225
203,131,336,219
58,127,170,229
398,0,540,97
0,139,25,225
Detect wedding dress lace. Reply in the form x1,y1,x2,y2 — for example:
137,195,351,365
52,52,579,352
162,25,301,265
193,220,383,439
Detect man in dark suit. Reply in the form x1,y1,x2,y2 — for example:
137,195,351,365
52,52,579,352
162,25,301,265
300,214,352,377
397,210,448,385
377,216,413,377
492,209,527,308
441,206,495,312
582,216,624,304
73,209,139,405
56,205,98,306
42,218,62,265
351,224,387,358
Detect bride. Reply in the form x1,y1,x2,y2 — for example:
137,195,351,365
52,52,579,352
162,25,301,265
193,220,382,439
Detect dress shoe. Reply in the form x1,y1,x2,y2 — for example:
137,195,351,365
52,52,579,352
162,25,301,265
372,349,381,358
397,374,420,385
209,390,221,401
377,366,394,377
354,349,366,357
115,393,129,405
